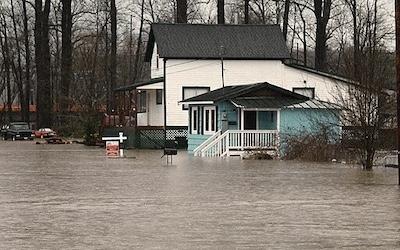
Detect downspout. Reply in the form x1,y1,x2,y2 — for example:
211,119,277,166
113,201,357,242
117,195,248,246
163,58,167,147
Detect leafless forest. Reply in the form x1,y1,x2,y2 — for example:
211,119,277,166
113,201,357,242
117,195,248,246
0,0,395,131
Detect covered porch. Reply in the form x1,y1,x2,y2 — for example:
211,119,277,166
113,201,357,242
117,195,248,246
188,102,281,157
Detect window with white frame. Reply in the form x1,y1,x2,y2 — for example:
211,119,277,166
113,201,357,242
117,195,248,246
191,107,198,134
156,89,162,105
137,90,147,113
182,87,210,110
203,106,216,135
293,87,315,98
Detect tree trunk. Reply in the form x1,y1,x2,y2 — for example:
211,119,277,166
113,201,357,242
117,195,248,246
244,0,250,24
22,0,31,122
0,16,12,122
352,0,359,79
217,0,225,24
283,0,290,41
313,0,332,71
133,0,145,82
61,0,73,113
109,0,117,112
10,0,27,122
35,0,52,128
176,0,187,23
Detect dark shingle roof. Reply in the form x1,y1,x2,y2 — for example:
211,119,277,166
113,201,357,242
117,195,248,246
181,82,307,103
145,24,290,61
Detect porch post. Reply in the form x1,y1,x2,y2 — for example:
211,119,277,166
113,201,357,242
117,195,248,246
276,110,281,154
241,108,244,150
277,109,281,132
163,58,167,147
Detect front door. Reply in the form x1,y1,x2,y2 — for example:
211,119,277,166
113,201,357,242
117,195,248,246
244,111,257,130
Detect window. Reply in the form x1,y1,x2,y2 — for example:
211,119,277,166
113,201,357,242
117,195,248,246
191,107,198,134
293,87,315,99
204,106,216,135
156,89,162,105
137,91,147,113
182,87,210,110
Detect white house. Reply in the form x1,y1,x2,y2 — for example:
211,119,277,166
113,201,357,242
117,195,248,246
115,23,351,148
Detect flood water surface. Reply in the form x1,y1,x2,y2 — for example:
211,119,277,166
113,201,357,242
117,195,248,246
0,141,399,249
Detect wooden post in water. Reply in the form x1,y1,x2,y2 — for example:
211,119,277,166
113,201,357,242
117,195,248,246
396,0,400,185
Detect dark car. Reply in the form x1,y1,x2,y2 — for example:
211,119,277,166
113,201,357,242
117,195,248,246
2,122,34,141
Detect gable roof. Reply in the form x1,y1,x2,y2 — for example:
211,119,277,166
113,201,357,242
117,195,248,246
180,82,308,103
145,23,290,61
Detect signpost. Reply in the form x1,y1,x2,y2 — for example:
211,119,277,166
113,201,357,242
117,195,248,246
102,132,128,158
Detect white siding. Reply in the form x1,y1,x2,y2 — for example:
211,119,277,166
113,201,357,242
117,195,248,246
151,43,164,79
162,59,348,126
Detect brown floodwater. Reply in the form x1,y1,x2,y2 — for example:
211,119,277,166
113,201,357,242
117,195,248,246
0,141,399,249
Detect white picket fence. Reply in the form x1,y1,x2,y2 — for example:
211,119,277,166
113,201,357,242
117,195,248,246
194,130,279,157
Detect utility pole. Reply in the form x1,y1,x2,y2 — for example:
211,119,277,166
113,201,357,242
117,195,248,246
220,45,225,89
396,0,400,185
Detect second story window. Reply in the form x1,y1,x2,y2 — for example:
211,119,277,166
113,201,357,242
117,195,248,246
293,87,315,99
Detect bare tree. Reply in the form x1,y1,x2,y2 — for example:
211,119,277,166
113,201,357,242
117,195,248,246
10,0,27,121
0,13,12,122
177,0,187,23
35,0,52,128
61,0,73,113
337,0,393,170
22,0,31,122
109,0,117,112
313,0,332,71
244,0,250,24
283,0,290,40
217,0,224,24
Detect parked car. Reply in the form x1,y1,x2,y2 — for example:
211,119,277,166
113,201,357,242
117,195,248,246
35,128,57,138
2,122,34,140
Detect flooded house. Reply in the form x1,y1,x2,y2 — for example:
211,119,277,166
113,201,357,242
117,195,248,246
114,23,351,150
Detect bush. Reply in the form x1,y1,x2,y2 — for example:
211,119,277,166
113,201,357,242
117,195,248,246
282,125,341,162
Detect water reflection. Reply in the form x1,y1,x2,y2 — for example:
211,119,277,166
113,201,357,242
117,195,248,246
0,141,399,249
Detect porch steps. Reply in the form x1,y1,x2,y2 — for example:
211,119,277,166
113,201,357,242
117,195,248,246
194,130,280,158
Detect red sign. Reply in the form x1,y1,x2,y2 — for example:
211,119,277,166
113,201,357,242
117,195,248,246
106,141,119,157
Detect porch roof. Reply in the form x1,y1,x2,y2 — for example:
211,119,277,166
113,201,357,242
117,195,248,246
180,82,307,103
231,97,340,109
114,77,164,92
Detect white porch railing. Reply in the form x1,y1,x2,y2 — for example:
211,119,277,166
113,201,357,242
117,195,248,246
193,130,222,156
199,130,279,157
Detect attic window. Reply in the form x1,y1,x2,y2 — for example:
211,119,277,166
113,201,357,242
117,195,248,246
156,55,159,69
293,87,315,99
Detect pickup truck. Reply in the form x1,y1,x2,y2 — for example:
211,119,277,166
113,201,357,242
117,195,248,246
2,122,35,141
